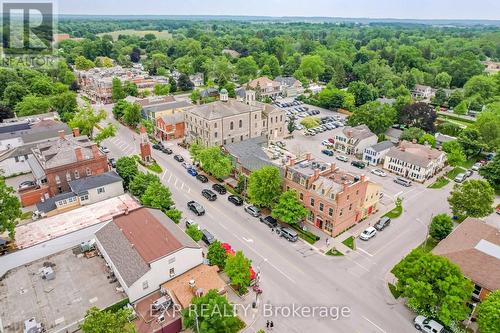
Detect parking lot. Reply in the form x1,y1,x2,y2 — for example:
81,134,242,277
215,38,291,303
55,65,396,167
0,248,126,332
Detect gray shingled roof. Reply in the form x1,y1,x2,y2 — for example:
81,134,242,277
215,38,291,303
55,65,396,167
386,141,444,168
69,171,123,195
142,100,192,116
366,141,394,153
188,100,261,120
96,221,150,287
36,192,78,214
224,136,272,172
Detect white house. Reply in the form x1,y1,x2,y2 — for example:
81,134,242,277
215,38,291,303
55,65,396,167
189,73,204,87
334,125,378,156
363,141,394,166
95,207,203,302
412,84,434,100
383,140,446,183
274,76,304,97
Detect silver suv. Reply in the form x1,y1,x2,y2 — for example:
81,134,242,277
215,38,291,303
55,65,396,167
244,205,261,217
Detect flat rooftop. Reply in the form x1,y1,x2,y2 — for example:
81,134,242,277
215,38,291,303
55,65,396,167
0,248,126,333
15,194,140,249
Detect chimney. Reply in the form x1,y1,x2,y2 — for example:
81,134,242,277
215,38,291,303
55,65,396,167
313,168,320,180
289,158,296,166
58,130,65,139
306,152,312,161
91,144,100,158
72,127,80,137
74,147,83,161
347,130,353,137
360,175,366,182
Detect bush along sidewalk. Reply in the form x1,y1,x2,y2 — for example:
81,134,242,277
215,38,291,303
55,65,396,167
384,198,403,219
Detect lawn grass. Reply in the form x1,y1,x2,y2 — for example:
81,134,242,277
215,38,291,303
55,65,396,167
342,236,355,250
20,211,32,220
419,237,440,252
428,176,450,189
384,198,403,219
326,248,344,256
457,157,480,169
446,166,465,180
146,162,162,173
388,283,402,299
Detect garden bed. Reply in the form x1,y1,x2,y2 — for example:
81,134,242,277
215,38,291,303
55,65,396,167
290,224,320,244
342,236,355,250
326,248,344,256
428,176,450,189
388,283,401,299
384,199,403,219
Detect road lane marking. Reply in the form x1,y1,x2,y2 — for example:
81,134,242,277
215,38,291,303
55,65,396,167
362,316,386,333
344,255,370,272
168,173,173,183
357,247,374,257
242,237,254,243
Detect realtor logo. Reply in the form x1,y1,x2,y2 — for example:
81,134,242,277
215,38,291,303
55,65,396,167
2,1,53,55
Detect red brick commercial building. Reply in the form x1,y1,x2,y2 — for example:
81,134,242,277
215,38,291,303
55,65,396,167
283,154,380,237
155,113,185,141
21,128,109,206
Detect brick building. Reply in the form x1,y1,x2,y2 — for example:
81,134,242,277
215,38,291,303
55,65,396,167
155,112,185,141
283,154,380,237
21,129,109,206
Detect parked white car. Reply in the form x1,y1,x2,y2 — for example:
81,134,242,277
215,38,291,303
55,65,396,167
321,140,331,146
336,155,349,162
371,168,387,177
471,162,482,171
359,227,377,241
181,162,193,169
413,315,449,333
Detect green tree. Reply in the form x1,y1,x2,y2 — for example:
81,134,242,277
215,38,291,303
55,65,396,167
50,91,78,121
153,83,170,96
399,102,436,133
129,172,160,198
182,290,241,333
115,156,139,189
392,249,473,326
474,111,500,150
177,73,194,91
80,306,136,333
265,54,281,78
445,145,466,167
479,154,500,190
418,133,436,147
434,72,452,89
3,82,28,108
429,214,453,241
0,177,22,239
112,100,128,120
74,56,95,70
68,104,107,139
476,290,500,333
225,251,251,293
94,123,116,145
197,146,233,180
190,89,201,103
448,180,494,218
458,128,486,158
186,224,203,242
236,56,259,80
287,115,297,134
123,81,138,97
436,122,462,137
271,190,308,225
122,103,142,127
15,95,51,116
300,116,320,129
111,78,125,102
464,75,497,100
165,208,182,224
140,181,174,212
453,100,468,115
348,101,396,134
247,166,282,208
347,81,376,107
207,240,228,270
448,90,464,108
297,55,325,82
400,127,425,142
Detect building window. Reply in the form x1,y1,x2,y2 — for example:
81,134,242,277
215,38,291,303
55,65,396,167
169,267,175,277
349,203,352,211
339,209,343,216
74,170,79,179
142,281,148,290
86,168,91,176
97,187,105,194
328,208,333,216
346,195,350,200
214,132,218,138
214,122,217,128
80,194,89,201
310,198,315,207
239,119,242,128
230,121,234,130
299,192,303,200
168,257,176,264
55,175,61,184
255,114,257,119
240,135,243,141
319,203,324,212
66,172,71,182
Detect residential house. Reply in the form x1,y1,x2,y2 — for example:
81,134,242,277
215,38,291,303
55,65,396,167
95,207,203,303
247,76,281,99
482,60,500,74
35,171,124,217
189,73,204,87
200,87,220,99
384,127,403,144
222,49,241,58
383,140,446,182
185,89,285,146
433,217,500,301
412,84,435,100
334,125,377,157
0,119,71,177
155,112,185,141
377,97,396,105
363,141,394,166
224,136,274,176
283,154,380,237
20,129,109,206
274,76,304,97
135,96,192,121
434,132,456,148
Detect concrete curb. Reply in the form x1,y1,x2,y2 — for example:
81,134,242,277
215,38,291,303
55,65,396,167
383,271,400,305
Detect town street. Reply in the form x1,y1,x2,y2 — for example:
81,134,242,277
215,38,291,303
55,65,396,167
95,102,455,333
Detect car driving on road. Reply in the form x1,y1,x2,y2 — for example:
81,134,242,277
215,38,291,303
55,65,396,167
359,227,377,240
187,201,205,216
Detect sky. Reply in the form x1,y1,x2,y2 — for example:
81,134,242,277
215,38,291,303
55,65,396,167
56,0,500,20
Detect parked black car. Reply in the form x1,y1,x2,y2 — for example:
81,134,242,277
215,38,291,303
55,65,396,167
202,229,216,245
351,160,366,169
202,189,217,201
260,215,278,228
374,216,391,231
162,147,173,154
228,195,243,206
174,154,184,162
196,174,208,183
187,200,205,216
212,183,227,195
152,143,161,150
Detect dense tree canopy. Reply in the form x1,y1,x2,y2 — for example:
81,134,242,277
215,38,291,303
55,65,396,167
448,180,494,218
